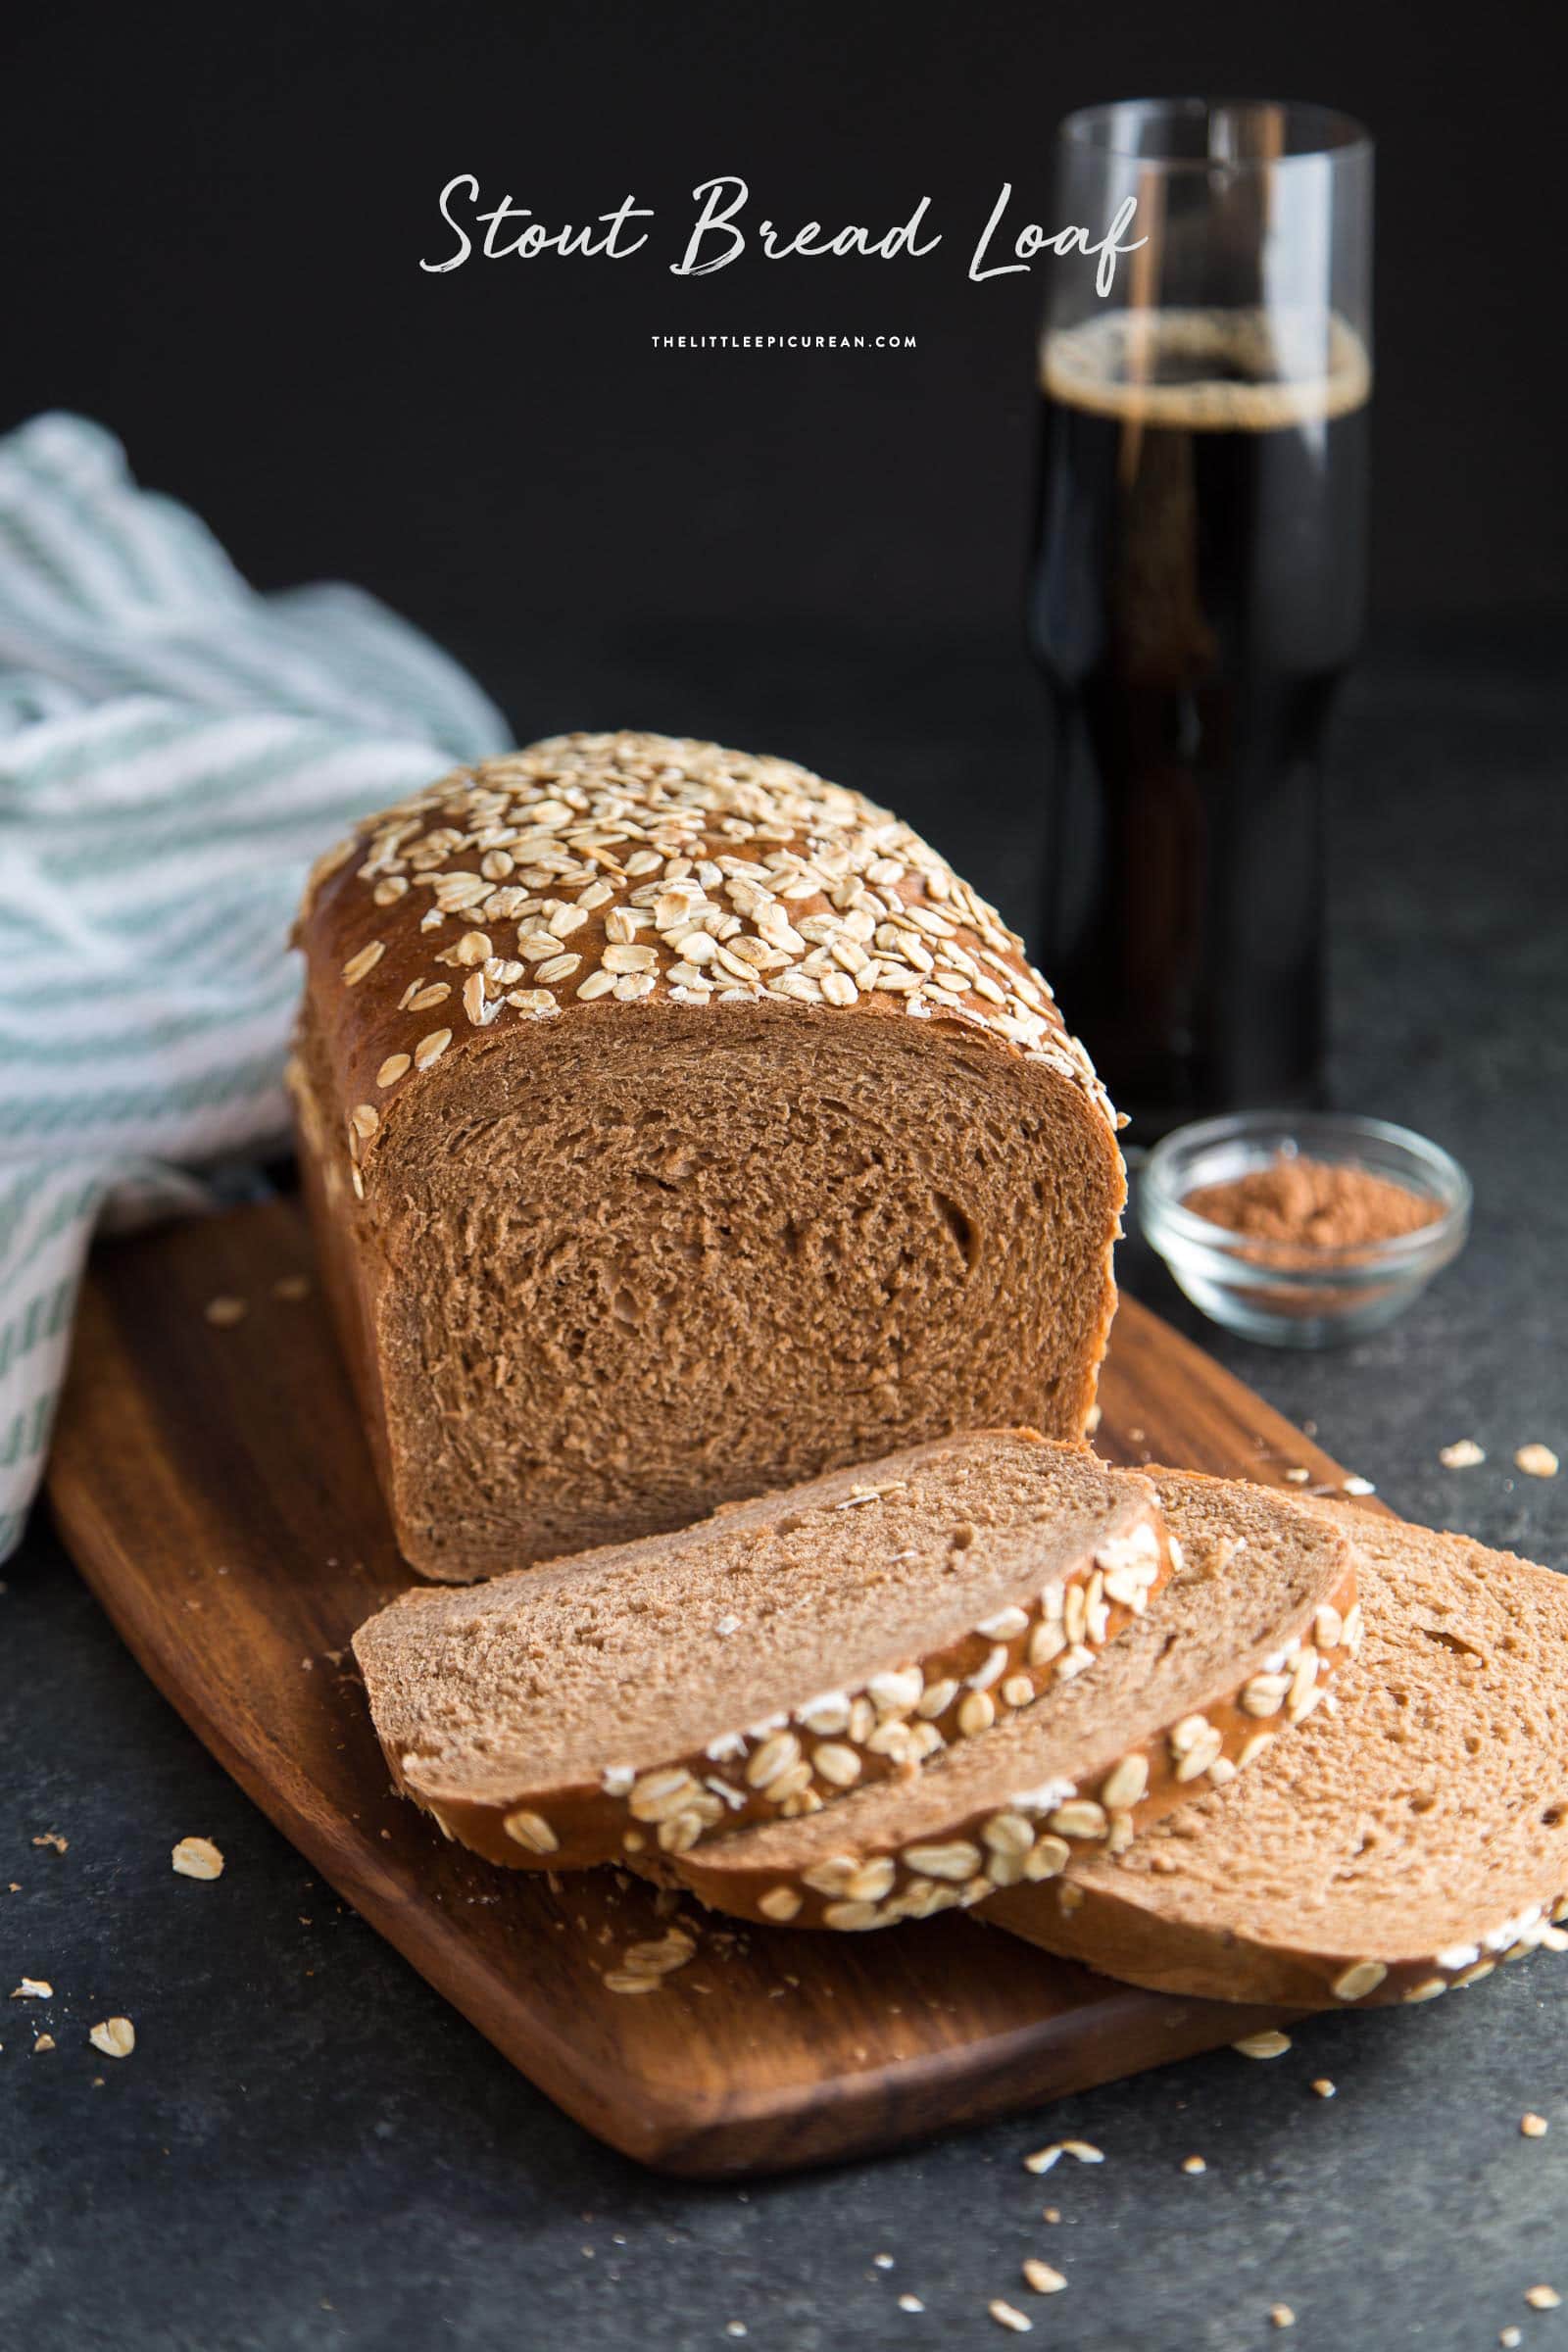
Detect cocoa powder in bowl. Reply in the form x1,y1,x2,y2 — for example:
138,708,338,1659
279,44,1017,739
1182,1152,1442,1252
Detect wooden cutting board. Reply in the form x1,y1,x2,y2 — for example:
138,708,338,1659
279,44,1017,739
48,1200,1359,2178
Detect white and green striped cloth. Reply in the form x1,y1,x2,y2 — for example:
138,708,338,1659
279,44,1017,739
0,413,508,1557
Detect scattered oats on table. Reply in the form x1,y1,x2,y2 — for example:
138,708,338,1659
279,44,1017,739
898,2292,924,2313
1516,1445,1559,1479
31,1832,67,1852
1310,2079,1336,2099
1343,1476,1376,1496
11,1979,52,1999
1525,2285,1562,2311
1233,2030,1293,2059
988,2301,1032,2333
1022,2260,1066,2294
1521,2112,1549,2137
32,2034,55,2053
172,1836,224,1881
1182,2154,1207,2174
89,2017,135,2059
1440,1439,1485,1469
1500,2328,1523,2348
1270,2305,1296,2329
203,1296,247,1328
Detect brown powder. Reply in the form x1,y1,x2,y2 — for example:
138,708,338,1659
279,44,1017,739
1183,1152,1441,1250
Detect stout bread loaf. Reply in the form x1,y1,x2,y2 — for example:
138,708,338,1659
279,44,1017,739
352,1432,1171,1869
988,1507,1568,2007
291,733,1124,1580
668,1473,1357,1930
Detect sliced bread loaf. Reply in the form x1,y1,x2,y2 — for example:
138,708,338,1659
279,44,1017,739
988,1506,1568,2007
353,1432,1172,1870
291,731,1124,1580
668,1472,1357,1929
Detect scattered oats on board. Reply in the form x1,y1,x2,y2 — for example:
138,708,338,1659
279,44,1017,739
1522,2112,1549,2137
1233,2030,1292,2059
89,2017,135,2059
11,1979,52,1999
31,1832,67,1853
1311,2079,1337,2099
203,1296,247,1328
1022,2260,1066,2294
1516,1445,1559,1479
32,2034,55,2053
1525,2285,1562,2311
1440,1439,1485,1469
1270,2306,1296,2330
872,2254,894,2271
172,1837,224,1881
988,2302,1032,2334
1182,2154,1207,2174
1500,2329,1523,2348
898,2293,924,2313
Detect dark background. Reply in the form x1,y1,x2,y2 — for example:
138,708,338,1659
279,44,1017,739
5,0,1565,714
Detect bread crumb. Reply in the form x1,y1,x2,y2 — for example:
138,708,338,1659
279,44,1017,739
31,1832,68,1853
602,1970,662,1994
271,1274,312,1301
11,1979,52,1999
898,2292,924,2313
1440,1440,1485,1469
89,2017,135,2059
172,1837,224,1881
1233,2030,1293,2059
1525,2286,1562,2311
1522,2112,1549,2137
1284,1467,1311,1484
1516,1445,1559,1479
203,1296,247,1328
1270,2306,1296,2329
32,2034,55,2053
1310,2079,1337,2099
1022,2260,1066,2294
989,2301,1032,2333
1182,2154,1207,2174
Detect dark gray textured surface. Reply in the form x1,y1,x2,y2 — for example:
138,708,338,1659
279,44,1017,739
4,624,1565,2351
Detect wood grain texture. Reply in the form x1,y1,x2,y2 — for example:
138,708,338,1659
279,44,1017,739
47,1200,1357,2178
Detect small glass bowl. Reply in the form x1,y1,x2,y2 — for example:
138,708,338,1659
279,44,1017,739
1138,1110,1471,1348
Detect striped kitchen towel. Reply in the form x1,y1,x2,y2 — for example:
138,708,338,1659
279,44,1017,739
0,412,509,1557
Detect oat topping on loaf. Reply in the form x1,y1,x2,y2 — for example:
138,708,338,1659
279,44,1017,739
297,731,1116,1152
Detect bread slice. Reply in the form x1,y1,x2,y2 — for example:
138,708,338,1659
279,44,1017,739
353,1432,1174,1870
669,1472,1357,1929
988,1505,1568,2007
291,731,1124,1581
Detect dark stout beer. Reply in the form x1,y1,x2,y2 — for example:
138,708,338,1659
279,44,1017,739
1028,308,1371,1129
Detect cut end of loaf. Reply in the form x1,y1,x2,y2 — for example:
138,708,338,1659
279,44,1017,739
292,732,1124,1579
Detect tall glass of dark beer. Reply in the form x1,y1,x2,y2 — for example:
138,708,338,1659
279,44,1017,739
1029,99,1372,1133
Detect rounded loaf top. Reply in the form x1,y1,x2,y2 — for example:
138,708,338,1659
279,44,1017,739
292,729,1120,1185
